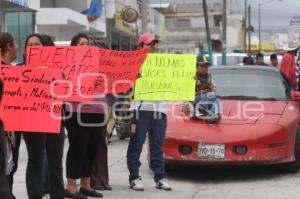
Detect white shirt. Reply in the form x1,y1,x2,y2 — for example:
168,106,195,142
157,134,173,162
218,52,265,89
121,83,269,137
131,100,169,114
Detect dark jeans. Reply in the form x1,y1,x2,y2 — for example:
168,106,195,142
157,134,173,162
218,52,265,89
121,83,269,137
0,131,13,199
42,150,49,193
0,173,12,199
9,132,22,199
23,130,65,199
65,112,104,179
127,111,167,183
91,125,109,188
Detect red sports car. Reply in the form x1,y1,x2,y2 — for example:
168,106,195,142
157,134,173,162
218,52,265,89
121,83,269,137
163,66,300,172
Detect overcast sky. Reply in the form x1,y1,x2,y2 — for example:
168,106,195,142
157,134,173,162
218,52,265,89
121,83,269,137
150,0,300,33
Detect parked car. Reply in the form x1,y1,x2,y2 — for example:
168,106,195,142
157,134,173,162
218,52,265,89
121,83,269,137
163,65,300,172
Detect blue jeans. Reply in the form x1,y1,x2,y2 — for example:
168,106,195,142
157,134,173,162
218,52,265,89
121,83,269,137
127,111,167,183
195,91,221,114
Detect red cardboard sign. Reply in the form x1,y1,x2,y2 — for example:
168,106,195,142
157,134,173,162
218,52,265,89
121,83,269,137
94,48,149,93
0,66,63,133
26,46,99,101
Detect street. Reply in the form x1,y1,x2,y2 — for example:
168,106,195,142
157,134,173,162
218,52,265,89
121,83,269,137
13,135,300,199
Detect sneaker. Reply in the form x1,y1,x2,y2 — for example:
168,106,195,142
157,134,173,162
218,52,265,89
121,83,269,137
189,109,204,119
205,113,221,123
156,178,172,191
130,177,144,191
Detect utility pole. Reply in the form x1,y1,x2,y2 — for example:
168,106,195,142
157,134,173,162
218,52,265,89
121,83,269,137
202,0,212,63
258,3,262,52
221,0,227,65
248,5,251,52
141,0,148,34
244,0,248,52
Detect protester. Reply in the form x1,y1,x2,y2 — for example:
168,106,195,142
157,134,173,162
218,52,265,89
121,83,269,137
0,32,18,199
270,54,278,67
242,56,254,65
296,48,300,90
90,40,112,191
64,33,104,199
280,45,299,90
0,79,13,199
255,52,268,66
193,55,221,122
40,35,56,195
10,34,44,199
16,33,66,199
127,33,172,191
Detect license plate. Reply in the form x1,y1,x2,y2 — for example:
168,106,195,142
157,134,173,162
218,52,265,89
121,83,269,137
198,144,225,159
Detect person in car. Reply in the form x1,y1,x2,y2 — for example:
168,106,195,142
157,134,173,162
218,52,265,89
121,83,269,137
255,53,268,66
194,55,221,122
270,54,279,68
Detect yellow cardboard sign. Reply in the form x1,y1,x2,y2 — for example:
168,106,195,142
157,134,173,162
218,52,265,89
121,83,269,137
134,53,196,101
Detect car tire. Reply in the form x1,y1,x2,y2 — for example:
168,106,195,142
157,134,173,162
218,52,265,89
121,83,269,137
282,127,300,173
164,163,176,172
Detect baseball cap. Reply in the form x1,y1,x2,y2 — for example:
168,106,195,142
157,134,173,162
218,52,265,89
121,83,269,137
138,33,158,45
197,55,210,66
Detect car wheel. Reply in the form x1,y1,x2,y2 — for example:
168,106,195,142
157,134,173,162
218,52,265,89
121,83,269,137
165,163,176,172
282,127,300,173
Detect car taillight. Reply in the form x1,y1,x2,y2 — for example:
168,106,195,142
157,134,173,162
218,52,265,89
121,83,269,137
178,145,193,155
233,145,247,155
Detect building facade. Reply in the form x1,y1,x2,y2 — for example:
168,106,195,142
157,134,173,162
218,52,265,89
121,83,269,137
36,0,106,42
2,0,165,57
0,0,38,62
152,2,243,54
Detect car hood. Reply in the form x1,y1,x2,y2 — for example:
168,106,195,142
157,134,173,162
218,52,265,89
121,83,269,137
219,100,287,124
166,100,293,142
168,100,288,125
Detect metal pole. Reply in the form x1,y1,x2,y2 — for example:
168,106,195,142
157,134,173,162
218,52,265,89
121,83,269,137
202,0,212,63
222,0,227,65
258,4,261,52
244,0,247,52
248,5,251,52
141,0,148,34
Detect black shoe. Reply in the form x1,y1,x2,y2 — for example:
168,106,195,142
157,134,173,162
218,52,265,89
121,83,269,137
92,184,105,191
103,184,112,191
93,184,112,191
79,187,103,198
64,189,87,199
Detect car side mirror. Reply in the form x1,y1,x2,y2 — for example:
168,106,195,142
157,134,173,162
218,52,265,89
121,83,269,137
291,91,300,100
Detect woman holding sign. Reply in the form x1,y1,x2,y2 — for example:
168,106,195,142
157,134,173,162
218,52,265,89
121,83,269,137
17,34,65,199
64,33,104,199
127,33,172,191
0,32,18,199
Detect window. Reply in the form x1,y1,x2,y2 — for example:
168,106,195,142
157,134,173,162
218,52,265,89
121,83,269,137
176,19,191,28
214,15,222,27
211,69,288,100
5,12,33,63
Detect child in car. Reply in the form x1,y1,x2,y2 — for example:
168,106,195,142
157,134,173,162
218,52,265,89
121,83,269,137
193,55,221,122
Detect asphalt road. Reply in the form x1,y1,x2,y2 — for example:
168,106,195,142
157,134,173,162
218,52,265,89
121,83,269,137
14,136,300,199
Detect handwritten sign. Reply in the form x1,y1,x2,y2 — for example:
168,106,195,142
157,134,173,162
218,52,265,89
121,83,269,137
0,66,63,133
94,48,149,93
26,46,99,101
134,54,196,101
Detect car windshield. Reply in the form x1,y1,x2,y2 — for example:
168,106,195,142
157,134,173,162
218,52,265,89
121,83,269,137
210,69,289,100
